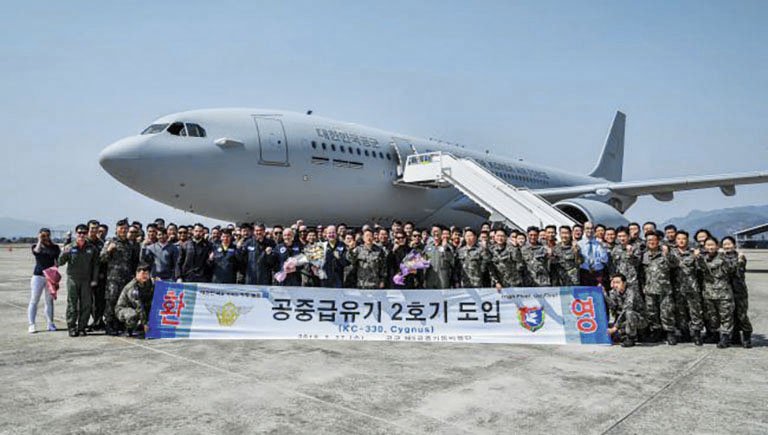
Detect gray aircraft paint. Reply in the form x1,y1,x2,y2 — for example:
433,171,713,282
99,108,768,227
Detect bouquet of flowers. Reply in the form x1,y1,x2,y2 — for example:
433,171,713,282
393,250,431,286
304,242,328,280
274,254,309,283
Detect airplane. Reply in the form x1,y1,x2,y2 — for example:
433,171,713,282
99,109,768,228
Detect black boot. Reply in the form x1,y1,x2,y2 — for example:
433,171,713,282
621,336,636,347
78,329,87,337
666,332,678,346
731,330,743,346
646,329,662,343
717,332,730,349
679,329,691,343
105,323,119,336
68,329,79,337
742,331,752,349
692,331,703,346
704,331,719,344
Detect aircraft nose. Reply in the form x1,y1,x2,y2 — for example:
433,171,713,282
99,136,147,183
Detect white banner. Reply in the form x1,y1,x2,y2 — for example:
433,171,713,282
147,282,610,345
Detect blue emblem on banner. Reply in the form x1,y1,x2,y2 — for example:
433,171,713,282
518,306,545,332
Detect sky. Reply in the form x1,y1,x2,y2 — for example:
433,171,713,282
1,1,767,229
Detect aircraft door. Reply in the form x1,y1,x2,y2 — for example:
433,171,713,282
253,116,288,166
391,137,418,177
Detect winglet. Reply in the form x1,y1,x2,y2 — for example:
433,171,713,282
589,111,626,182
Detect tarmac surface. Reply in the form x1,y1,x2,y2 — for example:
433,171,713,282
1,246,767,434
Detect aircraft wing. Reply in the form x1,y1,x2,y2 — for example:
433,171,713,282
534,171,768,202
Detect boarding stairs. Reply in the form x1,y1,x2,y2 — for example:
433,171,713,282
400,152,577,231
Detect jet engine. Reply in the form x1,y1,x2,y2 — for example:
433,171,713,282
554,198,629,227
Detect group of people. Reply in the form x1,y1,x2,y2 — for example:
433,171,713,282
27,217,753,348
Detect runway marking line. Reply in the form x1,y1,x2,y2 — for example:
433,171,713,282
601,307,763,434
599,348,714,434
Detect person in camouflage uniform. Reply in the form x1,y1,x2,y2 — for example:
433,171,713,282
606,273,647,347
550,226,581,286
662,224,678,250
397,232,426,289
342,233,358,288
640,232,678,345
423,226,455,289
456,228,490,288
696,237,736,348
670,231,705,345
610,228,640,292
300,229,323,287
347,228,387,289
628,222,644,251
59,224,100,337
520,227,551,287
488,228,524,290
722,236,751,348
116,264,154,338
693,229,711,250
100,219,140,335
626,223,647,288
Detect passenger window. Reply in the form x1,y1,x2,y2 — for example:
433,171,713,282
386,153,392,160
167,122,187,136
356,148,361,155
379,152,384,159
364,150,369,157
340,145,345,152
311,141,317,149
322,143,327,150
331,144,336,152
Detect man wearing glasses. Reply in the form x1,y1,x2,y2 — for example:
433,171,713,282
175,225,189,271
59,224,100,337
389,231,410,289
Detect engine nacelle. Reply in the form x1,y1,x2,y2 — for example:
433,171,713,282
554,198,629,227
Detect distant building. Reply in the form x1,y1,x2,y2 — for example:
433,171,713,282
734,223,768,249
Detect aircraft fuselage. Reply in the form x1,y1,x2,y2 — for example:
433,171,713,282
100,109,602,226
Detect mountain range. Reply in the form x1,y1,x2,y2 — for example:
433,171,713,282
662,205,768,239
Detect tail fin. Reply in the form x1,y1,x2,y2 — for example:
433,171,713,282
589,111,625,182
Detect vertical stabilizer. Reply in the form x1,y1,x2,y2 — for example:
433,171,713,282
589,111,625,182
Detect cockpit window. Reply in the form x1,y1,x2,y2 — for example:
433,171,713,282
143,121,206,137
186,123,206,137
167,122,187,136
141,123,169,135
